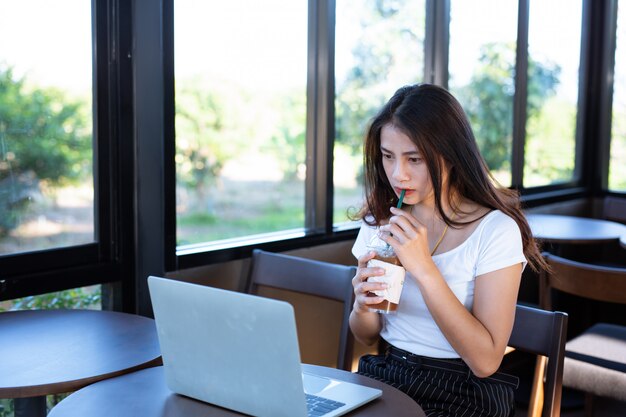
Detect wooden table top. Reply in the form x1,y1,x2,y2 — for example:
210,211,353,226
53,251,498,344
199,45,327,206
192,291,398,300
526,214,626,244
48,365,426,417
0,309,162,398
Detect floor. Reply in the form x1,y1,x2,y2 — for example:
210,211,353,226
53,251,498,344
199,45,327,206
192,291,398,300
502,351,625,417
514,406,583,417
513,391,626,417
513,387,585,417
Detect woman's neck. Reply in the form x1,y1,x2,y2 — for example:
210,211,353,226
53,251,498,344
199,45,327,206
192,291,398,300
410,202,448,229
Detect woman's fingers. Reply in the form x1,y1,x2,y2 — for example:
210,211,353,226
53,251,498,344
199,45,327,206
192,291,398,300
353,252,388,308
355,281,386,307
380,208,428,244
390,207,422,227
357,251,377,269
352,264,384,288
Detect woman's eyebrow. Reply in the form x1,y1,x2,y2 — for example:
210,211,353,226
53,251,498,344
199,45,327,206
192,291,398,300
380,146,420,156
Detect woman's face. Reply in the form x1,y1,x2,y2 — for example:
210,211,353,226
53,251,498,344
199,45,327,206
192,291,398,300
380,123,436,208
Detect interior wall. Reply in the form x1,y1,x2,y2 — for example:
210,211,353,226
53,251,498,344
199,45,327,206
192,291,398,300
166,240,356,290
165,239,374,371
524,197,591,216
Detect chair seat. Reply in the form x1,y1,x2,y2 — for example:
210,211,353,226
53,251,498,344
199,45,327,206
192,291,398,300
563,323,626,401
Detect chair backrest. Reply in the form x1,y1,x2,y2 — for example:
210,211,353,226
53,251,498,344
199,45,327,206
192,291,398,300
246,249,357,371
540,252,626,309
509,304,568,417
603,196,626,224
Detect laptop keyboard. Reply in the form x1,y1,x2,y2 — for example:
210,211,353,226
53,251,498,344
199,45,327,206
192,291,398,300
305,393,345,416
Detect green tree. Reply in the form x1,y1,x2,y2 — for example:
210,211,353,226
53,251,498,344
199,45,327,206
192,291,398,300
267,91,306,181
0,65,91,235
0,65,91,184
175,79,228,198
457,43,560,172
335,0,424,158
2,287,101,311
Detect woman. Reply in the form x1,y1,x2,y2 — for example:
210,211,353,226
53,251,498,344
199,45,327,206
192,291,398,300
349,84,545,417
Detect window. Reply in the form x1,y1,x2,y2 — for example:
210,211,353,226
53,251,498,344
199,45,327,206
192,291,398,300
334,0,425,227
0,285,101,311
523,0,583,187
609,2,626,192
0,0,125,304
171,0,595,268
0,1,94,256
448,0,518,187
173,0,427,257
174,1,308,250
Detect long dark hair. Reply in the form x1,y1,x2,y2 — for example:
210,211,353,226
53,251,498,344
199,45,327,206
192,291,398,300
357,83,546,272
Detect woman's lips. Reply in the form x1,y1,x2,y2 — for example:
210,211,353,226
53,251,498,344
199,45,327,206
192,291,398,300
396,188,414,196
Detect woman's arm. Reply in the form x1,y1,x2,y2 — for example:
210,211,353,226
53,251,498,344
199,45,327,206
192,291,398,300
382,207,522,377
349,251,386,346
414,262,521,377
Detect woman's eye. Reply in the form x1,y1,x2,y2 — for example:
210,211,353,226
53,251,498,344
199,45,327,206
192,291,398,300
382,153,393,160
409,157,421,163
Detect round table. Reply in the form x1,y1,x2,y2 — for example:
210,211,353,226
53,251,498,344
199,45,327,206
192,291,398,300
0,309,162,417
48,365,426,417
526,214,626,244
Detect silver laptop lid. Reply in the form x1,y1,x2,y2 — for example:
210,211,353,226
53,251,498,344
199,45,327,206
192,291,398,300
148,276,308,417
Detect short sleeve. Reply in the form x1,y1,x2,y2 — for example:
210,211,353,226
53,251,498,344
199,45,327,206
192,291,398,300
475,212,527,276
352,221,377,260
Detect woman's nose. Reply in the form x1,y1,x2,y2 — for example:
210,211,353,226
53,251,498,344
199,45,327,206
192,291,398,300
391,161,410,181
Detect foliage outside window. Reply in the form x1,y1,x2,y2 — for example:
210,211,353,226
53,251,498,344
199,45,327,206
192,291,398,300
334,0,425,226
0,2,94,257
523,0,582,187
609,2,626,191
0,286,102,312
448,0,519,187
174,1,308,247
449,0,582,190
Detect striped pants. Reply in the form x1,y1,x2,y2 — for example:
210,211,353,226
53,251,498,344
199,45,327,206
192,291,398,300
358,349,518,417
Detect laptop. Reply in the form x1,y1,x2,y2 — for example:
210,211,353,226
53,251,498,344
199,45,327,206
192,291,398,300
147,276,382,417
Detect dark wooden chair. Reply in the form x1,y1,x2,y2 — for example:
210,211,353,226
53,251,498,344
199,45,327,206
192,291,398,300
246,249,357,371
539,252,626,416
509,304,568,417
603,196,626,224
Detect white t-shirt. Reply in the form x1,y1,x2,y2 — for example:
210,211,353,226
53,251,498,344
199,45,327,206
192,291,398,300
352,210,527,359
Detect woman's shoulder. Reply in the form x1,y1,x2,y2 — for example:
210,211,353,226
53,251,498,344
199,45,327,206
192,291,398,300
480,209,519,230
452,205,519,247
352,218,379,258
469,210,522,252
455,199,516,227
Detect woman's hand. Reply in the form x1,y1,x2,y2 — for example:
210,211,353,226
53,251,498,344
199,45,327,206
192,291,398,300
352,251,388,313
349,251,385,346
378,207,435,278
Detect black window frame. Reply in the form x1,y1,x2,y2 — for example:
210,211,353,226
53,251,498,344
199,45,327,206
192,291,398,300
0,0,135,308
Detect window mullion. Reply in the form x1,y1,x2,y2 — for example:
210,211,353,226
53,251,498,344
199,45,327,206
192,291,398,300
512,0,529,189
306,0,335,234
424,0,450,87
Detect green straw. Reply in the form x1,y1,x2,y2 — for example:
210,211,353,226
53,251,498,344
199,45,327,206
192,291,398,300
396,189,406,208
382,189,406,251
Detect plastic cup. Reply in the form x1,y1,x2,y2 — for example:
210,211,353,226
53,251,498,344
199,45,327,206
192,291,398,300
366,244,405,314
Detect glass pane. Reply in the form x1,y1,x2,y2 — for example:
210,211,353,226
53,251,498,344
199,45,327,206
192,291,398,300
523,0,582,187
448,0,518,187
0,284,102,311
609,3,626,191
175,1,307,246
0,2,94,256
334,0,425,227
